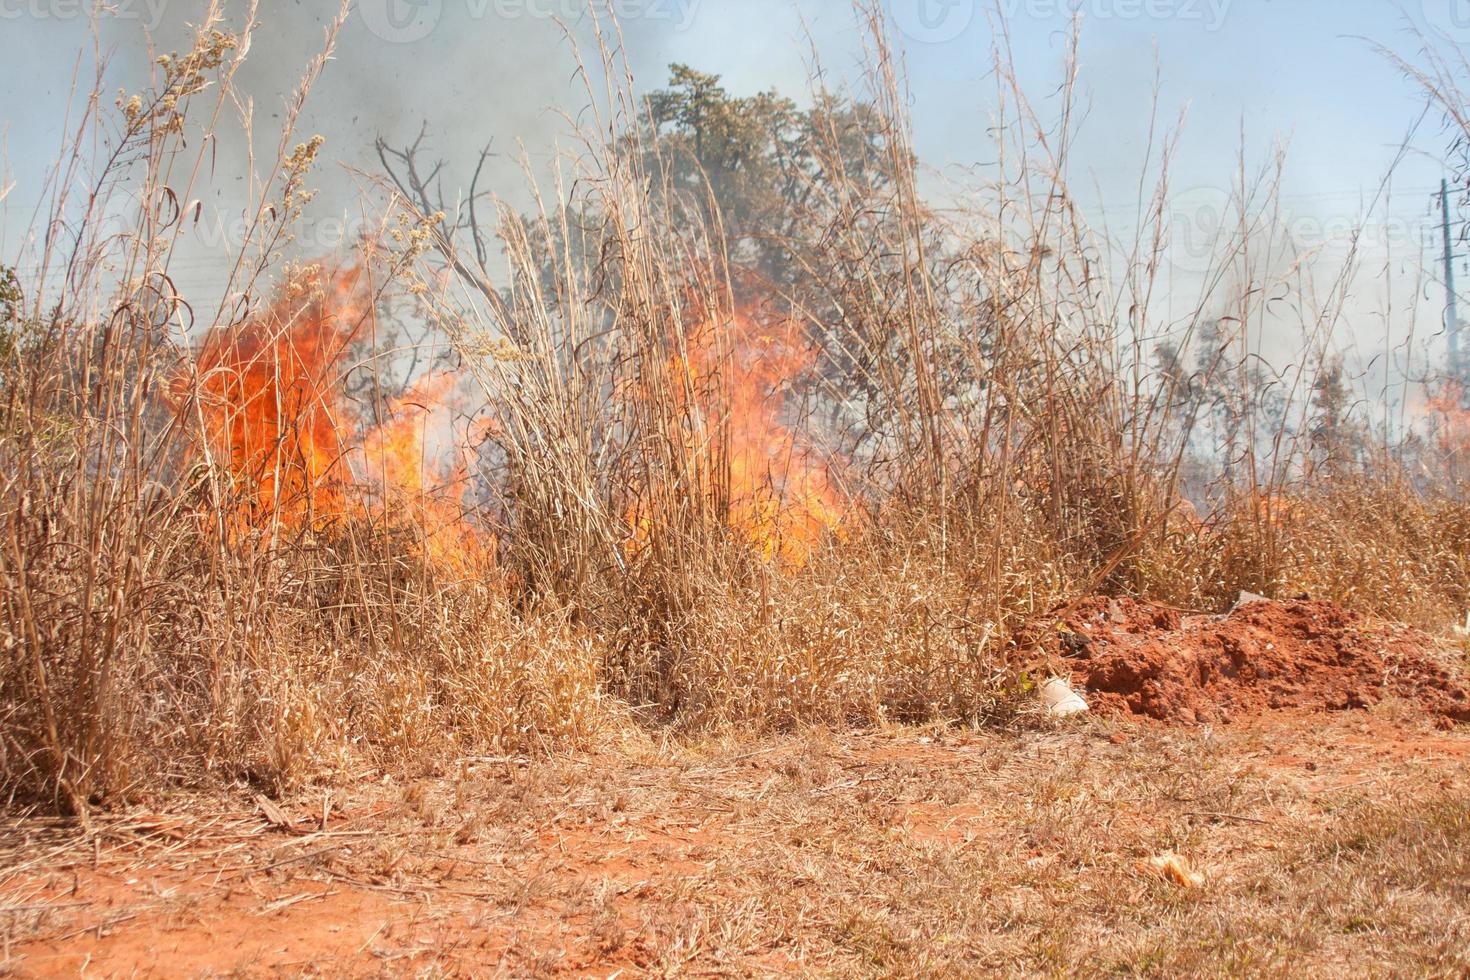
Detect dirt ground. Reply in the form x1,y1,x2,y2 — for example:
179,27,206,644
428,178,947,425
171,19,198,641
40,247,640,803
1020,596,1470,724
2,706,1468,977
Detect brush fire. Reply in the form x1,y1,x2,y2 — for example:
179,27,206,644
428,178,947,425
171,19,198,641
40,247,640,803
6,5,1470,975
186,264,488,570
188,265,842,574
625,301,847,570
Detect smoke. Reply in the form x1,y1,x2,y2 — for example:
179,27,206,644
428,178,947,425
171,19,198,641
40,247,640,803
0,1,702,304
0,0,1450,426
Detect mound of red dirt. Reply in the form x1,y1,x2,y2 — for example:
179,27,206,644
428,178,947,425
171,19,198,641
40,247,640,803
1018,596,1470,725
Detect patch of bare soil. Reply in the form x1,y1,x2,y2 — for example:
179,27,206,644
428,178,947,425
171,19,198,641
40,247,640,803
1020,596,1470,725
2,715,1470,976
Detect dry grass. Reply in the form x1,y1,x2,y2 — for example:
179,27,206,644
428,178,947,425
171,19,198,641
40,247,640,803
1,714,1467,975
4,7,1470,977
2,1,1470,820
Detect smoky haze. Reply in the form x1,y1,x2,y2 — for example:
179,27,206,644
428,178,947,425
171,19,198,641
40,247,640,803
0,0,1454,421
0,0,706,310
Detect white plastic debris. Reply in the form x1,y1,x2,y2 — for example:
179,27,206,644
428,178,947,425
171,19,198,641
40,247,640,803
1041,677,1089,718
1232,590,1271,611
1454,611,1470,638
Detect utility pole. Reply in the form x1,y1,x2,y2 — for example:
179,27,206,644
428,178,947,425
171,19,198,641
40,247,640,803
1442,178,1461,383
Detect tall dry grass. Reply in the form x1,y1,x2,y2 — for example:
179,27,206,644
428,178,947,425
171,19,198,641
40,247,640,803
1,3,1467,812
0,6,598,811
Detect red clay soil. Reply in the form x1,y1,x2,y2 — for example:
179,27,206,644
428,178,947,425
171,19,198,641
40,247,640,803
1018,596,1470,725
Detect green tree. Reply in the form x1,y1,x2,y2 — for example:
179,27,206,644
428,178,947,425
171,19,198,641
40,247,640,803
1307,355,1368,474
0,265,25,373
636,65,897,292
0,266,19,324
382,65,903,305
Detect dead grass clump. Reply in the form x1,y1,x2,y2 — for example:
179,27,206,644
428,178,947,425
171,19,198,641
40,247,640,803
608,544,1011,732
0,7,606,808
1271,483,1470,628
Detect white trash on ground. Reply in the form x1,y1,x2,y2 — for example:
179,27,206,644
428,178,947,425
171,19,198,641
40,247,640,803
1041,677,1089,717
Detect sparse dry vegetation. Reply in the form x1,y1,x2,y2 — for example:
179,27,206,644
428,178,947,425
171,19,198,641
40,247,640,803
3,715,1468,975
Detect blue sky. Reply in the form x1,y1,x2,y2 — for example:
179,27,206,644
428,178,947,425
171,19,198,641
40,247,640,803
0,2,1452,221
0,0,1463,401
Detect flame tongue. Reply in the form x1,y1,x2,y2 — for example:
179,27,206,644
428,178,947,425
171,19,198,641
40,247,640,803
634,302,845,569
194,266,366,527
360,371,490,571
188,264,487,568
720,310,844,566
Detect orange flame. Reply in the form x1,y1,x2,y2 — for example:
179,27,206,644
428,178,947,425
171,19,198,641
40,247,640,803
630,302,846,569
1248,491,1299,529
720,310,845,565
360,371,492,572
187,263,489,570
1426,381,1470,476
192,266,365,527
